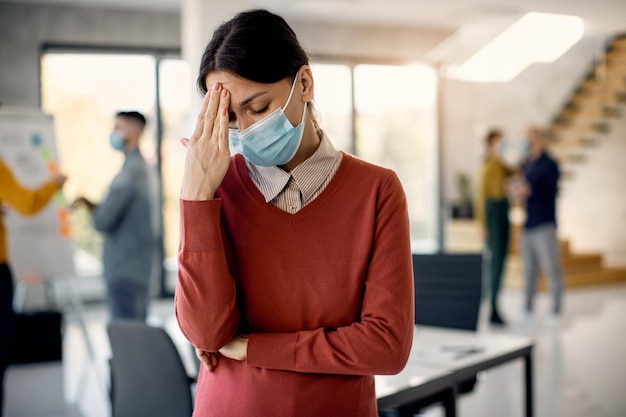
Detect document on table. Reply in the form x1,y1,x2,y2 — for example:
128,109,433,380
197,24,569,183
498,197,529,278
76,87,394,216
413,343,485,363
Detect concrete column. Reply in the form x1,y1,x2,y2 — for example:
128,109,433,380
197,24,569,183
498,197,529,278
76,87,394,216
181,0,247,116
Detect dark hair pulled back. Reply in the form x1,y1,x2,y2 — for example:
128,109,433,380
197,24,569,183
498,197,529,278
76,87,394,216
197,9,310,95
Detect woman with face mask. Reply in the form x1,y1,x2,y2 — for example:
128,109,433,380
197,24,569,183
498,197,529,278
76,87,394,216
175,9,414,417
475,129,516,326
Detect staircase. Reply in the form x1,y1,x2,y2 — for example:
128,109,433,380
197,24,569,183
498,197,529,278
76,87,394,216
506,34,626,290
548,35,626,174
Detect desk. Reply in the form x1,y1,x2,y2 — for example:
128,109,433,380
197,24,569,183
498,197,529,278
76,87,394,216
376,326,534,417
376,365,456,417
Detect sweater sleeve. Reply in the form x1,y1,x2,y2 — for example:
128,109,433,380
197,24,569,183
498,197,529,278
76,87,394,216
0,160,58,216
175,199,239,352
246,172,414,376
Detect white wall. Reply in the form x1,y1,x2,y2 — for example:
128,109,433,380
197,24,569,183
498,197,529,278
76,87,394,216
558,113,626,266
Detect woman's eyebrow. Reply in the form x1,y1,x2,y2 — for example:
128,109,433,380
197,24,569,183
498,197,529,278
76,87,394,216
239,91,268,108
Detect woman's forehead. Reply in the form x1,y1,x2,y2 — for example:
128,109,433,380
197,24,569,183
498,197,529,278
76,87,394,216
204,71,278,93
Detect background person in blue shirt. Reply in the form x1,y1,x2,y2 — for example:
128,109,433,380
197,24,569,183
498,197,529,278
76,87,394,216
519,126,564,322
72,111,158,321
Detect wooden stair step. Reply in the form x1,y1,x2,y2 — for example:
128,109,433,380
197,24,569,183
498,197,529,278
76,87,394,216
612,37,626,49
591,71,626,81
604,60,626,70
568,99,624,110
562,269,626,288
558,106,621,120
550,121,609,134
551,136,598,146
574,88,626,99
581,77,626,91
505,267,626,290
606,49,626,62
561,253,604,272
571,92,626,106
607,48,626,56
595,62,626,73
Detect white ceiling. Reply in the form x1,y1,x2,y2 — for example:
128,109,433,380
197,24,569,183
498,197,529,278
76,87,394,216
8,0,626,35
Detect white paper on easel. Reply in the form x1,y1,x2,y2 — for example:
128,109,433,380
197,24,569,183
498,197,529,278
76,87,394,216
0,108,75,280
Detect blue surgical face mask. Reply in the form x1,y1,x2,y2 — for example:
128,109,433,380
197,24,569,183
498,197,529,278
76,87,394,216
496,140,507,158
519,140,531,158
109,131,125,152
229,75,306,167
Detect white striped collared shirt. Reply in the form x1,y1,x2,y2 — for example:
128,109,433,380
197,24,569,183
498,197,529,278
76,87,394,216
245,135,343,214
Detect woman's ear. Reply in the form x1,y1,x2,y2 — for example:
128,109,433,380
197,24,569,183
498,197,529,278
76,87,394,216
298,65,314,103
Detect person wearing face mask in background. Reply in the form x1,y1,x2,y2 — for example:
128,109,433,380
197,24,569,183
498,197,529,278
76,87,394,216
476,128,515,326
72,111,157,321
176,9,414,417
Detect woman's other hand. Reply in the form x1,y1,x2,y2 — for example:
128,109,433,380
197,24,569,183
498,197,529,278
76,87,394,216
218,333,249,362
195,348,219,372
180,83,231,201
195,332,248,372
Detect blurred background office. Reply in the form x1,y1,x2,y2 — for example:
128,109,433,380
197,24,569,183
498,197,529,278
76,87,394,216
1,0,625,416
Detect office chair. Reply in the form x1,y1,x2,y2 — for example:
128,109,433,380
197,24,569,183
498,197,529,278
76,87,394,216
107,320,194,417
412,253,483,331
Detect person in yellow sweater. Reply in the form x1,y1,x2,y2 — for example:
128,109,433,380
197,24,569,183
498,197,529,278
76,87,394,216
476,129,514,326
0,158,66,416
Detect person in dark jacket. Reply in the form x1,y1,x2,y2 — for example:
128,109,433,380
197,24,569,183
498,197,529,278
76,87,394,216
519,126,564,323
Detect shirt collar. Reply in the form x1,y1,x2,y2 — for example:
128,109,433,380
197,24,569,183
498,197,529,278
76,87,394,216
246,134,340,203
123,147,141,166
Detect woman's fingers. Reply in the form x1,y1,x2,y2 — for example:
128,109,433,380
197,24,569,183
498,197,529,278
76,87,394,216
195,348,218,372
180,82,231,201
217,88,230,151
201,83,222,144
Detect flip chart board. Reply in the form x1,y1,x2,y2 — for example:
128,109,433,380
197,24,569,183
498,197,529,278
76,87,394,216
0,107,75,280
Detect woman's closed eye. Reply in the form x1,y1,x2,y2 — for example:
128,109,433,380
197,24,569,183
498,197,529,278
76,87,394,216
249,104,270,116
228,105,270,125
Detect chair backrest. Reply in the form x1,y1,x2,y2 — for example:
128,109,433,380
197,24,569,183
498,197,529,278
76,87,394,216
107,320,193,417
412,253,483,331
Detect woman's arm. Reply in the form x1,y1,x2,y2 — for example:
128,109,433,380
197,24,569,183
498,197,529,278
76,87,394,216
0,160,64,216
175,84,236,352
175,199,239,352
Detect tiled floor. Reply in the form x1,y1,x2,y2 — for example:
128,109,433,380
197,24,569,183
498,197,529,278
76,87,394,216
6,283,626,417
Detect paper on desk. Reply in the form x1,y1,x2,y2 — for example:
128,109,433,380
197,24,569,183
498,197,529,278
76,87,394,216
413,344,484,363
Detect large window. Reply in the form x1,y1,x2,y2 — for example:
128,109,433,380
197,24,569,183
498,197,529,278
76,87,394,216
353,64,438,250
158,59,192,292
41,51,185,296
312,62,439,249
309,63,353,153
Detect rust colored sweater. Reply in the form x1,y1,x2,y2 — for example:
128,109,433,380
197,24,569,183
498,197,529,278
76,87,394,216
176,153,414,417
